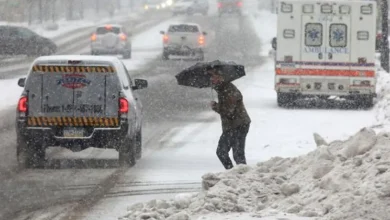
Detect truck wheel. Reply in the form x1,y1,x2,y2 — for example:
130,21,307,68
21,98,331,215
123,50,131,59
197,50,204,61
356,95,374,109
118,136,136,167
135,131,142,160
17,139,45,169
162,52,169,60
277,93,297,107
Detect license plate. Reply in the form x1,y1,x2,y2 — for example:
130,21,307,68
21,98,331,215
63,128,84,138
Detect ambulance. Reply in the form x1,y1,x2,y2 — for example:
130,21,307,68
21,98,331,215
273,0,377,107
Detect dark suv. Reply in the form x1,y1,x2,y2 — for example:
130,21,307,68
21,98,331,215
0,25,57,56
16,55,148,168
217,0,242,16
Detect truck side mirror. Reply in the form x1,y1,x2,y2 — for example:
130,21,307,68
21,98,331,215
18,78,26,87
271,37,277,50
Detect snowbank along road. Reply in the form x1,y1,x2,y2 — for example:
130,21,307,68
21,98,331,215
0,6,263,220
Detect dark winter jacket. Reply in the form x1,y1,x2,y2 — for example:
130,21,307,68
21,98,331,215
211,82,251,132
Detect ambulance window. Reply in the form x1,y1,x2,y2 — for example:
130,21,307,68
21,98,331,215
305,23,323,47
283,29,295,38
357,31,369,41
329,24,347,47
303,4,314,13
339,5,350,14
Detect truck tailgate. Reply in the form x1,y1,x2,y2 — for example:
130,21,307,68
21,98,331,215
168,32,200,49
26,65,121,127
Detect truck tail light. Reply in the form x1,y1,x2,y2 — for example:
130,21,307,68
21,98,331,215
18,96,28,113
198,35,205,45
119,33,127,41
91,33,97,41
217,2,223,8
119,98,129,114
163,34,169,44
284,55,293,62
358,57,367,64
237,1,242,7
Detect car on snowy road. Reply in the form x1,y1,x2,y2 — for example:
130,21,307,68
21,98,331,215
160,23,207,60
0,25,57,56
15,55,148,168
90,24,132,59
144,0,165,11
217,0,243,17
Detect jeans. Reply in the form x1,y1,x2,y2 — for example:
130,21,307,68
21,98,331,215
216,123,250,170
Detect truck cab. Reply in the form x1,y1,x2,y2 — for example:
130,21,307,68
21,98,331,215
275,0,377,108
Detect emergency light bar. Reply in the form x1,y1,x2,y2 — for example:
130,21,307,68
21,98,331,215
321,4,332,13
357,31,369,40
361,4,372,14
339,5,350,14
281,2,293,13
302,4,314,13
283,29,295,38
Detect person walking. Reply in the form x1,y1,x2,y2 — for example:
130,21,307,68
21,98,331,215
208,68,251,170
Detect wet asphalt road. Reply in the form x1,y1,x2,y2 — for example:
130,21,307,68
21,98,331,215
0,11,263,220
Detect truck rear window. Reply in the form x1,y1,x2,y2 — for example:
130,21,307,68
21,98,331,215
168,25,199,33
96,27,121,35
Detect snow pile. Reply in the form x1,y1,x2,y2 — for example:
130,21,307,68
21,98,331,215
120,128,390,220
375,69,390,127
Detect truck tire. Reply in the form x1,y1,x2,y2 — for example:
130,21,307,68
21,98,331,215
277,93,297,107
135,131,142,160
197,50,204,61
162,51,169,60
118,136,136,167
356,95,374,109
123,49,131,59
17,139,45,169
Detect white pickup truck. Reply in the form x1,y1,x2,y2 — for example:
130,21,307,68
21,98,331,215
160,23,207,60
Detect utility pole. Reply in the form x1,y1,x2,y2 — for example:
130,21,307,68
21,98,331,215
380,0,390,72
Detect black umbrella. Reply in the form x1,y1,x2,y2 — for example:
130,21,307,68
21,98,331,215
175,60,246,88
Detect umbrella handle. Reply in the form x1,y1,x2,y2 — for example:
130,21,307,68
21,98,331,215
210,87,215,101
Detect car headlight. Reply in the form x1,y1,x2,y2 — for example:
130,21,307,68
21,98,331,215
144,5,149,10
167,0,173,5
161,3,166,8
157,5,160,9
